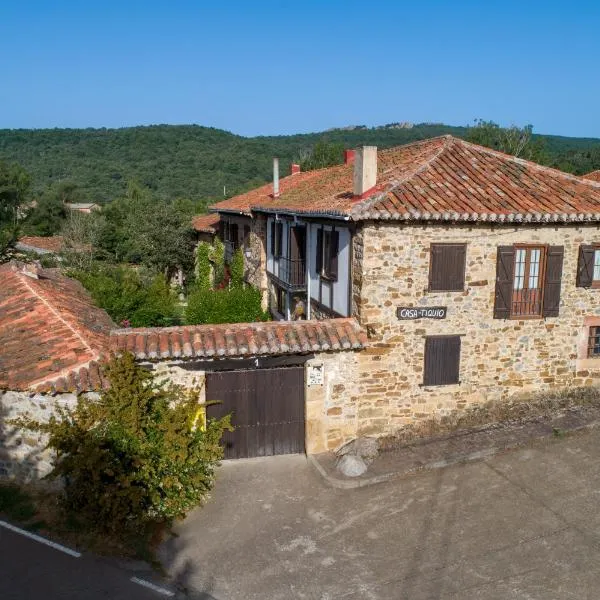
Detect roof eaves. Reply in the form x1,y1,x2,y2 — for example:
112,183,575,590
251,206,352,220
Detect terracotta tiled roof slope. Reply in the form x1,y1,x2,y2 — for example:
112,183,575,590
209,169,325,215
583,170,600,183
0,262,114,393
218,136,600,223
191,213,220,233
17,236,64,254
110,318,367,361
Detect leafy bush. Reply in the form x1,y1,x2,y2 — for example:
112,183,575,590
71,264,180,327
229,247,244,289
195,242,212,290
186,285,268,324
211,237,225,286
17,353,232,532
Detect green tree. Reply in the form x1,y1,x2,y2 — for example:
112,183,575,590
17,353,232,533
72,265,180,327
298,141,344,171
24,193,67,236
466,119,548,163
60,211,102,271
0,160,30,259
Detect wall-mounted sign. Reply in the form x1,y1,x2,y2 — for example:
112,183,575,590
307,363,324,386
396,306,447,320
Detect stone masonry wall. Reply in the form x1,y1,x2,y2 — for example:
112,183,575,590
336,221,600,440
246,215,268,308
0,391,88,483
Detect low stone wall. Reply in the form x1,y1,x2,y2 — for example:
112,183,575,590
0,391,86,483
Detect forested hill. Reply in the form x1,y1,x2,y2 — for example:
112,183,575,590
1,123,599,207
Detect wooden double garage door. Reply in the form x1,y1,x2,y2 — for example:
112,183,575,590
206,366,305,459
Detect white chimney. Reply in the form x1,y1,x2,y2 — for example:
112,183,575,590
353,146,377,196
273,157,280,198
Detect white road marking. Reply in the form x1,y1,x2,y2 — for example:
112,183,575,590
0,519,81,558
130,576,175,597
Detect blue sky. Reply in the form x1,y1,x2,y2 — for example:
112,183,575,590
1,1,599,137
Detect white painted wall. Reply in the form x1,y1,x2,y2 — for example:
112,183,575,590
308,223,351,317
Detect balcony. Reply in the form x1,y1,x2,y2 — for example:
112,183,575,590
269,257,306,291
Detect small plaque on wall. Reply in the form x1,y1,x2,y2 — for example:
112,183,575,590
396,306,447,320
307,363,324,386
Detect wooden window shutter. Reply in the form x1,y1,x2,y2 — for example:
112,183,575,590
270,221,276,256
329,230,339,280
423,336,461,386
542,246,564,317
275,223,283,257
429,244,466,291
219,219,225,240
576,245,595,288
231,223,239,248
316,228,323,274
494,246,515,319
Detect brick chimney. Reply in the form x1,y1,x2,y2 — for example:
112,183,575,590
291,163,301,175
273,157,280,198
353,146,377,197
344,149,355,165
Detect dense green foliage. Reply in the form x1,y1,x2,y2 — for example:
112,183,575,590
2,123,599,209
71,265,180,327
186,285,268,324
0,160,30,259
299,140,345,171
94,185,196,276
195,242,212,290
465,120,548,163
17,353,232,532
229,247,244,289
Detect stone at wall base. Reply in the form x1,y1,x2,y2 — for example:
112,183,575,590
336,436,380,465
336,454,368,477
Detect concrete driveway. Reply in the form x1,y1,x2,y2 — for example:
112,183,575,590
159,429,600,599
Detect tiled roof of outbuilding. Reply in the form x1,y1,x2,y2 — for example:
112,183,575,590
0,262,114,393
191,213,220,233
215,136,600,223
583,170,600,183
17,236,64,254
110,318,367,361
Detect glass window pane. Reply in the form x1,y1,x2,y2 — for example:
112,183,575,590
529,248,541,289
594,250,600,281
514,249,525,290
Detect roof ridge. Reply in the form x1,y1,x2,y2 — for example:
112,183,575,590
352,136,453,217
14,268,101,357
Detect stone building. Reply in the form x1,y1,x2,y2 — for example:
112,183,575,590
202,136,600,450
0,262,111,481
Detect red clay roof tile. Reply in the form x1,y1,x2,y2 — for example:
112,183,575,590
211,136,600,223
191,213,220,233
109,319,367,361
0,262,114,392
583,170,600,183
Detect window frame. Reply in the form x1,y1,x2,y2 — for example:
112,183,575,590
428,243,467,292
592,247,600,288
587,326,600,358
319,228,339,282
422,335,461,387
509,244,547,319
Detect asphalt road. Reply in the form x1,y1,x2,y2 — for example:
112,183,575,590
0,525,175,600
